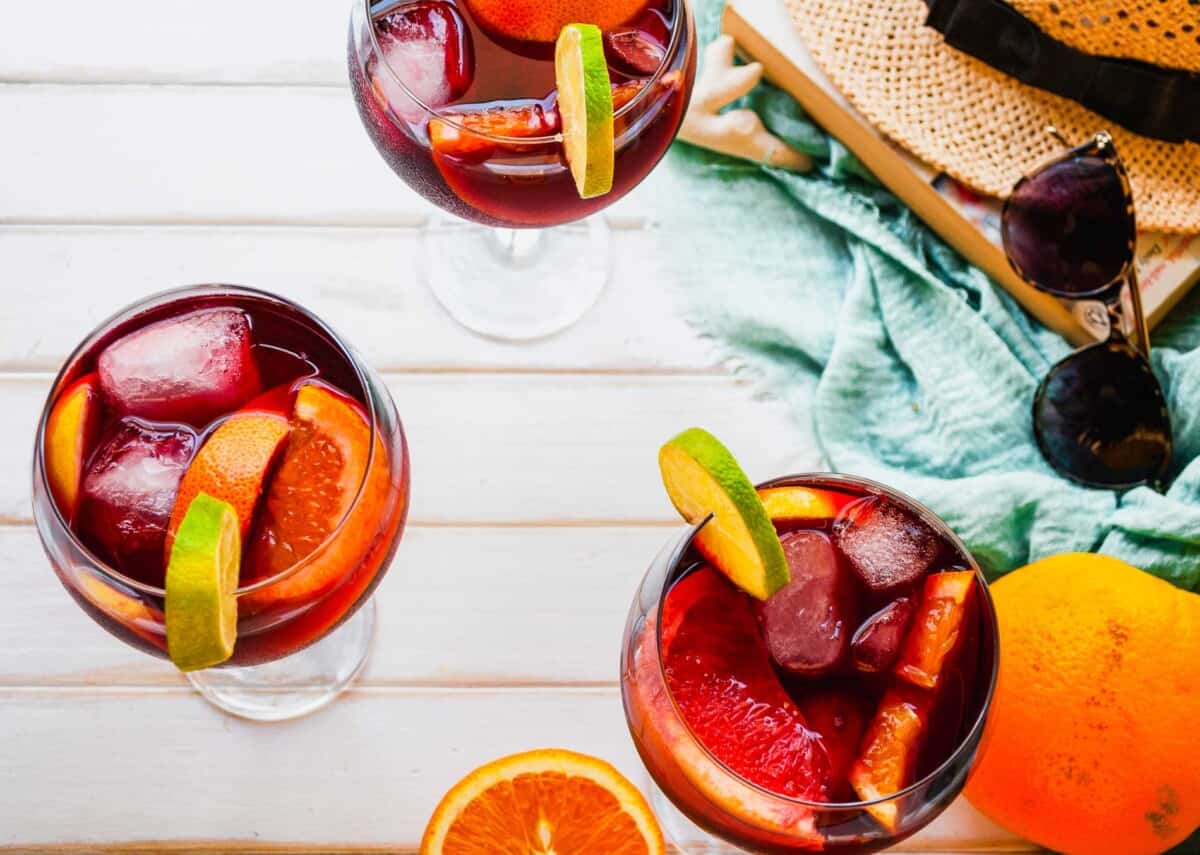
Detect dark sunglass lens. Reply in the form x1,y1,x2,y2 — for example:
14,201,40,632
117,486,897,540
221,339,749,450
1034,341,1171,488
1003,154,1131,296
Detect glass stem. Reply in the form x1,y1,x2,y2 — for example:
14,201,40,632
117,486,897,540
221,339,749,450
488,227,544,269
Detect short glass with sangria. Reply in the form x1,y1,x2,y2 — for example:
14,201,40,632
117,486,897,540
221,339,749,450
622,429,999,852
33,285,409,721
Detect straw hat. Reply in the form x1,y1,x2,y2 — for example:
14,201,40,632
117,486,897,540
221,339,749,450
784,0,1200,232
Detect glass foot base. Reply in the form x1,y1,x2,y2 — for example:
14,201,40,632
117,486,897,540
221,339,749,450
186,600,376,722
648,778,745,853
424,214,611,341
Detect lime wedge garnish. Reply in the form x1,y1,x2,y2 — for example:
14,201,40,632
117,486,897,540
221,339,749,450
659,428,790,600
165,492,240,672
555,23,615,199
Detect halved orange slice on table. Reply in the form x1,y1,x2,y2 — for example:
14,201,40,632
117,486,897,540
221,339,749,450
420,749,664,854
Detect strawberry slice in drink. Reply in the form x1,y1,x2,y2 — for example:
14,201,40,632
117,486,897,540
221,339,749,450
662,566,831,802
429,80,647,159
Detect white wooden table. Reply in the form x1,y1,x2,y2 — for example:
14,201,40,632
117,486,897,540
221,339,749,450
0,1,1033,851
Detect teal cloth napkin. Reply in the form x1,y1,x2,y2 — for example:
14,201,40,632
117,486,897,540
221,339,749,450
661,0,1200,590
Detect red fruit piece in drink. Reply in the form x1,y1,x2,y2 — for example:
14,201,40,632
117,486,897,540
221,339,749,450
757,530,853,676
77,419,198,585
373,1,474,118
429,99,559,159
241,382,390,612
832,497,939,593
605,28,665,77
849,686,931,831
43,372,104,523
663,566,831,800
797,688,872,802
851,597,915,674
429,81,647,159
97,308,261,428
894,570,975,689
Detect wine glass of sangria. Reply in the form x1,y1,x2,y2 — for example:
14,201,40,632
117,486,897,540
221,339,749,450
33,285,410,721
348,0,697,340
622,430,1000,852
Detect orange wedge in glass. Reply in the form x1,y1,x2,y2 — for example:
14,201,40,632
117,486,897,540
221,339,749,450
895,570,976,689
44,373,103,522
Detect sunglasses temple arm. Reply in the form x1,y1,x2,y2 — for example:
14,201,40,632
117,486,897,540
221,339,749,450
1125,269,1152,358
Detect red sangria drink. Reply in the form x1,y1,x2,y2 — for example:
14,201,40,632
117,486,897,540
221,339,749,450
33,285,410,721
621,430,999,852
348,0,696,340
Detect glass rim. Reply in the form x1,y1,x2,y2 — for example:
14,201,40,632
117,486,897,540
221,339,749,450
32,282,381,600
651,471,1001,811
358,0,690,145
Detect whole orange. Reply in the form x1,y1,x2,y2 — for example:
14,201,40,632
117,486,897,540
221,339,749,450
965,553,1200,855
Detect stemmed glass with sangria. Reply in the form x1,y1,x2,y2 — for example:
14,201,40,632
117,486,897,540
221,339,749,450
349,0,697,340
33,285,409,721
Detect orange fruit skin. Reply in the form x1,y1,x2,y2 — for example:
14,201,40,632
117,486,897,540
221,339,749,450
165,410,290,559
420,748,664,854
44,372,103,522
462,0,649,43
965,554,1200,855
240,382,392,614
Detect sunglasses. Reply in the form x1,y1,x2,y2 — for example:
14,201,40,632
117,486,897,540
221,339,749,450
1001,131,1173,491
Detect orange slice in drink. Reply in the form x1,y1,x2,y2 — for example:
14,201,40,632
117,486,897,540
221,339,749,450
241,382,390,612
165,407,291,559
849,686,931,831
420,749,664,854
757,485,856,523
44,372,103,522
462,0,649,43
894,570,976,689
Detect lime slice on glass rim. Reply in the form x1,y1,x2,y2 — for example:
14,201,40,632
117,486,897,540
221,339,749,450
658,428,790,601
165,492,241,672
555,22,615,199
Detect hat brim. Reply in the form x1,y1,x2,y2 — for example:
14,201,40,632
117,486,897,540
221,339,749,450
785,0,1200,233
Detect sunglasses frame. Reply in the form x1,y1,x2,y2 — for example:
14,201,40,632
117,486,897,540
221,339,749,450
1002,131,1172,491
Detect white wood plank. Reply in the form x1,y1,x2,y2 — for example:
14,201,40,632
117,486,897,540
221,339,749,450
0,225,711,372
2,373,818,525
0,85,428,225
1,0,346,85
0,524,668,686
0,688,1031,849
0,85,667,225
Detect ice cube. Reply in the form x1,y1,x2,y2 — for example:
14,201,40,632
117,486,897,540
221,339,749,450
373,1,474,121
77,419,198,585
757,530,854,676
605,28,666,77
97,308,262,428
850,597,915,673
833,497,939,593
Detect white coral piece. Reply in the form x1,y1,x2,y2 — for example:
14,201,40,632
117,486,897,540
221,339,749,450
679,35,812,171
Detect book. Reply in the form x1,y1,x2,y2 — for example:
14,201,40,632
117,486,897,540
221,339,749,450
722,0,1200,346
